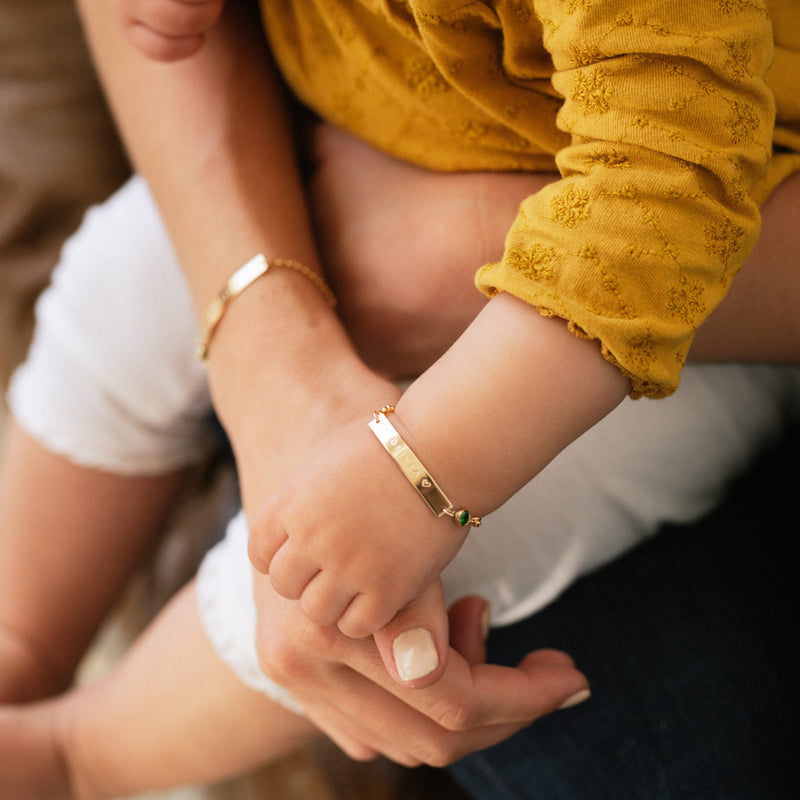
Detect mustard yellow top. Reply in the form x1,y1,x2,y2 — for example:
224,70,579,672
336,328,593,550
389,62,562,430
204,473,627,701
259,0,800,397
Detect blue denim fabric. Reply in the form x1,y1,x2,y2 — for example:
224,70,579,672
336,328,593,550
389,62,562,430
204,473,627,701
449,433,799,800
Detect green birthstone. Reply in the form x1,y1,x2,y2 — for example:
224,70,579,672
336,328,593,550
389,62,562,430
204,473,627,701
456,509,470,526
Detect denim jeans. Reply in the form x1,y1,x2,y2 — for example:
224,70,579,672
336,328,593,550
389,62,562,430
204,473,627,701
450,431,799,800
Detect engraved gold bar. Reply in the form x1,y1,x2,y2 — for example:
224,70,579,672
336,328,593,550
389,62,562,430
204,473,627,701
368,412,453,518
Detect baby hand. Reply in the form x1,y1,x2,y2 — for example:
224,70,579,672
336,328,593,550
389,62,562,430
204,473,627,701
111,0,226,61
248,415,471,640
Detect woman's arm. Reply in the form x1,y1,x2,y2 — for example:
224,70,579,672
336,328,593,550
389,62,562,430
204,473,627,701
78,0,315,308
76,0,394,510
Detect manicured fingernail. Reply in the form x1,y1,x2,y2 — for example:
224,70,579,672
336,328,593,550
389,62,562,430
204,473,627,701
480,604,492,641
559,688,591,709
393,628,438,682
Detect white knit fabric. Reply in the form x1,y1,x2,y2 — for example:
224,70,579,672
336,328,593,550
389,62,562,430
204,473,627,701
9,177,212,474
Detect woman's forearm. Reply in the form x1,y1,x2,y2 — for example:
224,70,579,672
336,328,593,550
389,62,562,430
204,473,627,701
76,0,388,509
77,0,319,307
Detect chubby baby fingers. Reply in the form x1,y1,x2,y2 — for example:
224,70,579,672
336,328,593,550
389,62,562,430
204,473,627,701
335,592,402,640
297,573,361,629
264,545,321,601
247,498,288,574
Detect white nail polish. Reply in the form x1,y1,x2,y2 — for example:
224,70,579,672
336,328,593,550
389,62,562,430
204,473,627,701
393,628,439,682
559,688,591,709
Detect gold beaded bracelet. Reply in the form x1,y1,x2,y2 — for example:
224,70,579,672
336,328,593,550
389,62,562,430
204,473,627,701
197,254,337,360
368,406,482,529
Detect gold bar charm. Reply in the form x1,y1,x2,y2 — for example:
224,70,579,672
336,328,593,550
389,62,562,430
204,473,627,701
368,408,481,529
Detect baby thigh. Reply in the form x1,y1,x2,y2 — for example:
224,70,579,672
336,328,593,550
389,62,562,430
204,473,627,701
8,176,213,474
1,176,215,699
307,124,557,378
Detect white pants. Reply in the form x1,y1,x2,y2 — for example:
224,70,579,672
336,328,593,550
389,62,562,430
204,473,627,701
10,176,800,708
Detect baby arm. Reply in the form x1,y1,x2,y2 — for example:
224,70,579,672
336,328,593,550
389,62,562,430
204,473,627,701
250,293,630,641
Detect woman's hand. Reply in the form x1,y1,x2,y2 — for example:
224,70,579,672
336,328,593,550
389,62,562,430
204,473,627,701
252,571,591,766
110,0,226,61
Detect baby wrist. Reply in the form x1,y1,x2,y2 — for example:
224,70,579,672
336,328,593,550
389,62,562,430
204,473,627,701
368,405,483,530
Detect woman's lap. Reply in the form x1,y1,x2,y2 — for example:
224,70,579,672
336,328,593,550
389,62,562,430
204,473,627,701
449,431,800,799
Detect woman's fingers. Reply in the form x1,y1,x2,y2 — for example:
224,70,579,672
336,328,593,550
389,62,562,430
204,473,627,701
253,574,589,766
372,581,451,687
330,618,590,731
446,594,490,667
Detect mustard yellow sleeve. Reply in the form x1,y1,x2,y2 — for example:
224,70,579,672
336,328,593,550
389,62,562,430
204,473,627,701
476,0,775,398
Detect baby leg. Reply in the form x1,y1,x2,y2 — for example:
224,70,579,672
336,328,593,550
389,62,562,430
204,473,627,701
690,171,800,363
0,578,318,800
310,125,800,375
1,177,213,701
0,420,185,701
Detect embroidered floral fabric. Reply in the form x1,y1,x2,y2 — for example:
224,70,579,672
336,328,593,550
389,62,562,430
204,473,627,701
260,0,800,398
